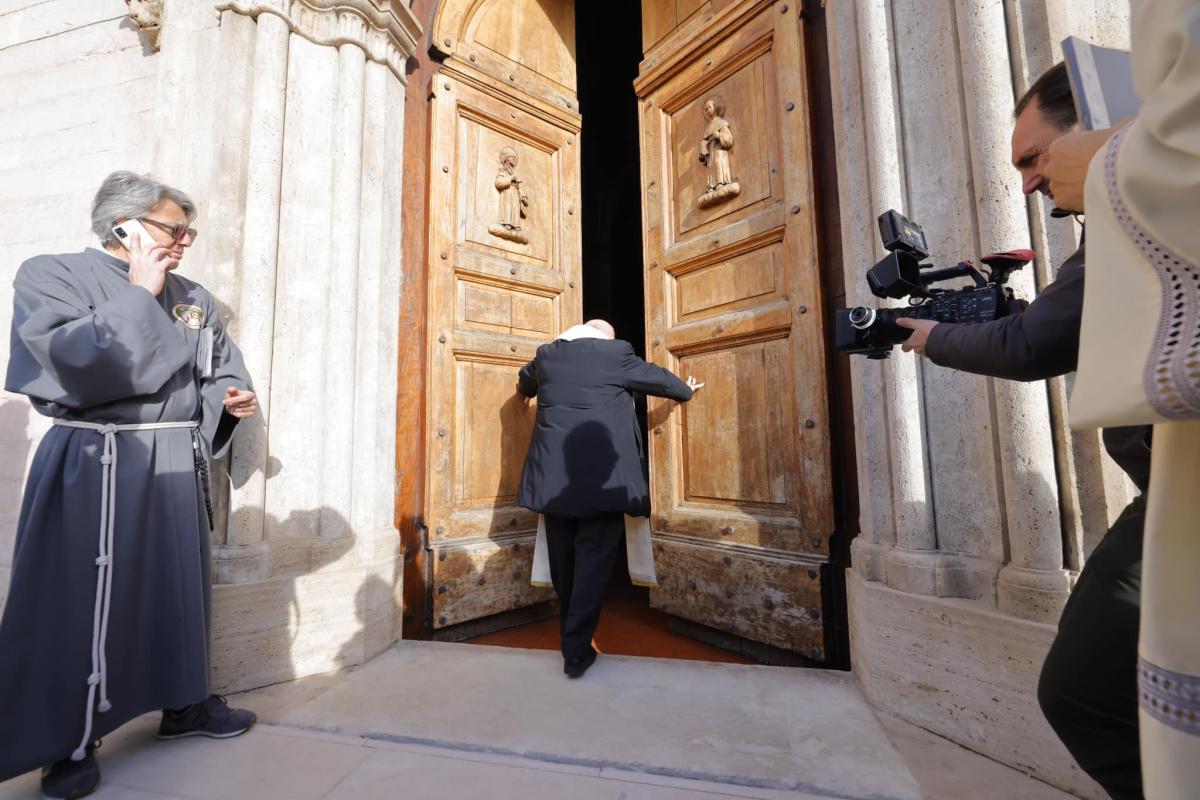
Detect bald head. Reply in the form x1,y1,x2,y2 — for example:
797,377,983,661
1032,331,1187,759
585,319,615,339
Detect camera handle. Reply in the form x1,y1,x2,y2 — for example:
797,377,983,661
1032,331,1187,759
919,261,988,289
979,248,1035,286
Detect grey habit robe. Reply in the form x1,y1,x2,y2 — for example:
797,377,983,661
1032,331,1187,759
0,247,251,779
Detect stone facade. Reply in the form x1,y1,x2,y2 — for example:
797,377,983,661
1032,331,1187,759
1,0,162,612
0,0,422,691
826,1,1133,796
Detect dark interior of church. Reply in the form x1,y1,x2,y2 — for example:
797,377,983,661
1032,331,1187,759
577,0,646,358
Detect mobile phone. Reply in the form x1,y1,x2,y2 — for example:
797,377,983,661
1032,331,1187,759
111,219,157,250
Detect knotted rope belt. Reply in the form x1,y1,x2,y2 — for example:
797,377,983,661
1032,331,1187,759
51,419,200,761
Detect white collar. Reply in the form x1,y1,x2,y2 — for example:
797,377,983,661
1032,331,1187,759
556,324,611,342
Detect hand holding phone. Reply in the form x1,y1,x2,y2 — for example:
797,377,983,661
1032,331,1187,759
113,220,172,296
111,219,156,252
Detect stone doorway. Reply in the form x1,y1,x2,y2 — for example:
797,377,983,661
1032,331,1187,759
464,0,768,667
403,0,851,668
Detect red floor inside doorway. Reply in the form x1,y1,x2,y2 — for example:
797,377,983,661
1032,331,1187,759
465,581,755,665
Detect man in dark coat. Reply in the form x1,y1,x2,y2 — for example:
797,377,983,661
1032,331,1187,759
896,64,1150,800
1,172,258,799
516,320,701,677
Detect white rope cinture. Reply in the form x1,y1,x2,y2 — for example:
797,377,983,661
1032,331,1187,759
52,419,199,761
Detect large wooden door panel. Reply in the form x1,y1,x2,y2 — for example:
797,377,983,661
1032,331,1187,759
666,46,777,237
670,232,785,321
652,539,824,654
679,338,798,510
637,1,832,659
424,10,581,629
431,538,545,628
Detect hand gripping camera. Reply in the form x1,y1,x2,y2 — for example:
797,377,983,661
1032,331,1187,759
834,210,1035,359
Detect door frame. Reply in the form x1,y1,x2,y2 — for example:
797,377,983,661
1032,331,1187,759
396,0,856,664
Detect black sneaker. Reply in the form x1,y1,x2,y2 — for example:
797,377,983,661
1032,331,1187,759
564,648,597,679
157,694,257,740
40,743,99,800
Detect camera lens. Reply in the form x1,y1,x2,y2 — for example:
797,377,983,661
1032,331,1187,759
848,306,876,330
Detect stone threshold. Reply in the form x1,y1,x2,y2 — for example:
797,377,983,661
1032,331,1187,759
235,640,923,800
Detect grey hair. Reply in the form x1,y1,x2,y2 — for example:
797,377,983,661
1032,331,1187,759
91,171,197,247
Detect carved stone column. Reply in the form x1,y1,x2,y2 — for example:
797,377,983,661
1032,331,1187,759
221,11,291,583
857,0,944,596
209,0,420,583
116,0,419,687
317,41,367,548
827,0,895,583
956,0,1071,623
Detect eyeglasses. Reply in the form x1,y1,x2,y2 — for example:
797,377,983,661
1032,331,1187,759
140,217,199,243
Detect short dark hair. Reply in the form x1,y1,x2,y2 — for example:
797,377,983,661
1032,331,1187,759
1014,62,1077,130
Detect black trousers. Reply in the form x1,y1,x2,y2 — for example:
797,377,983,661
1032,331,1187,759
543,512,624,660
1038,496,1145,800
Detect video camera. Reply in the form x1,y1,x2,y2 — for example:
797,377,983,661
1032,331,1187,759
834,210,1035,359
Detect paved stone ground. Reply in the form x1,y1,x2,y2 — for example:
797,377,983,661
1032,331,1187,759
237,642,921,799
0,642,1081,799
0,717,839,800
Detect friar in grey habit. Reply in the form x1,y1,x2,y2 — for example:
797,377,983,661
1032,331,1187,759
0,172,259,798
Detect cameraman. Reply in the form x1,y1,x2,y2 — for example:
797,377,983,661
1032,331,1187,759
895,63,1150,800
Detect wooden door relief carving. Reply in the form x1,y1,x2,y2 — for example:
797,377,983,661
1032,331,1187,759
637,0,834,659
489,147,531,244
422,0,581,630
697,96,741,208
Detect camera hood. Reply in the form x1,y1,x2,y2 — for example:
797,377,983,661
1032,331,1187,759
867,251,926,300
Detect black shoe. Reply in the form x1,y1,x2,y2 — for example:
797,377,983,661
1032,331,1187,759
40,743,99,800
157,694,257,740
564,648,597,678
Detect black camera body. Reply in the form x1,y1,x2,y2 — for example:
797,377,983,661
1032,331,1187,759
834,210,1034,359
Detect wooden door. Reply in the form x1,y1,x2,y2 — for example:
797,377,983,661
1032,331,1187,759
422,0,581,630
636,1,834,660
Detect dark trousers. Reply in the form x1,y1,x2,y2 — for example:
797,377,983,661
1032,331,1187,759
1038,496,1145,800
543,512,624,660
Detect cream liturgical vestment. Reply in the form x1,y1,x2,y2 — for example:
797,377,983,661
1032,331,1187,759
1070,1,1200,796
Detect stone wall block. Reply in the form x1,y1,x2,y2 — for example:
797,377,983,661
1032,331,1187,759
0,1,158,608
847,570,1106,799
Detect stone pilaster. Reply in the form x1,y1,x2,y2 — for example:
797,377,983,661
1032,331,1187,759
827,0,894,583
856,4,933,546
856,0,958,597
316,41,367,550
221,10,291,583
957,0,1071,622
138,0,422,687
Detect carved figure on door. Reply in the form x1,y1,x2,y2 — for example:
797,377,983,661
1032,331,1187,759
698,96,741,209
489,146,530,244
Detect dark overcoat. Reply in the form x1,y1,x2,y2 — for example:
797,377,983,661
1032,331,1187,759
516,338,691,519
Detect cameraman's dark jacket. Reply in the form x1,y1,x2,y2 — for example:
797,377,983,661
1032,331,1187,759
925,242,1151,492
